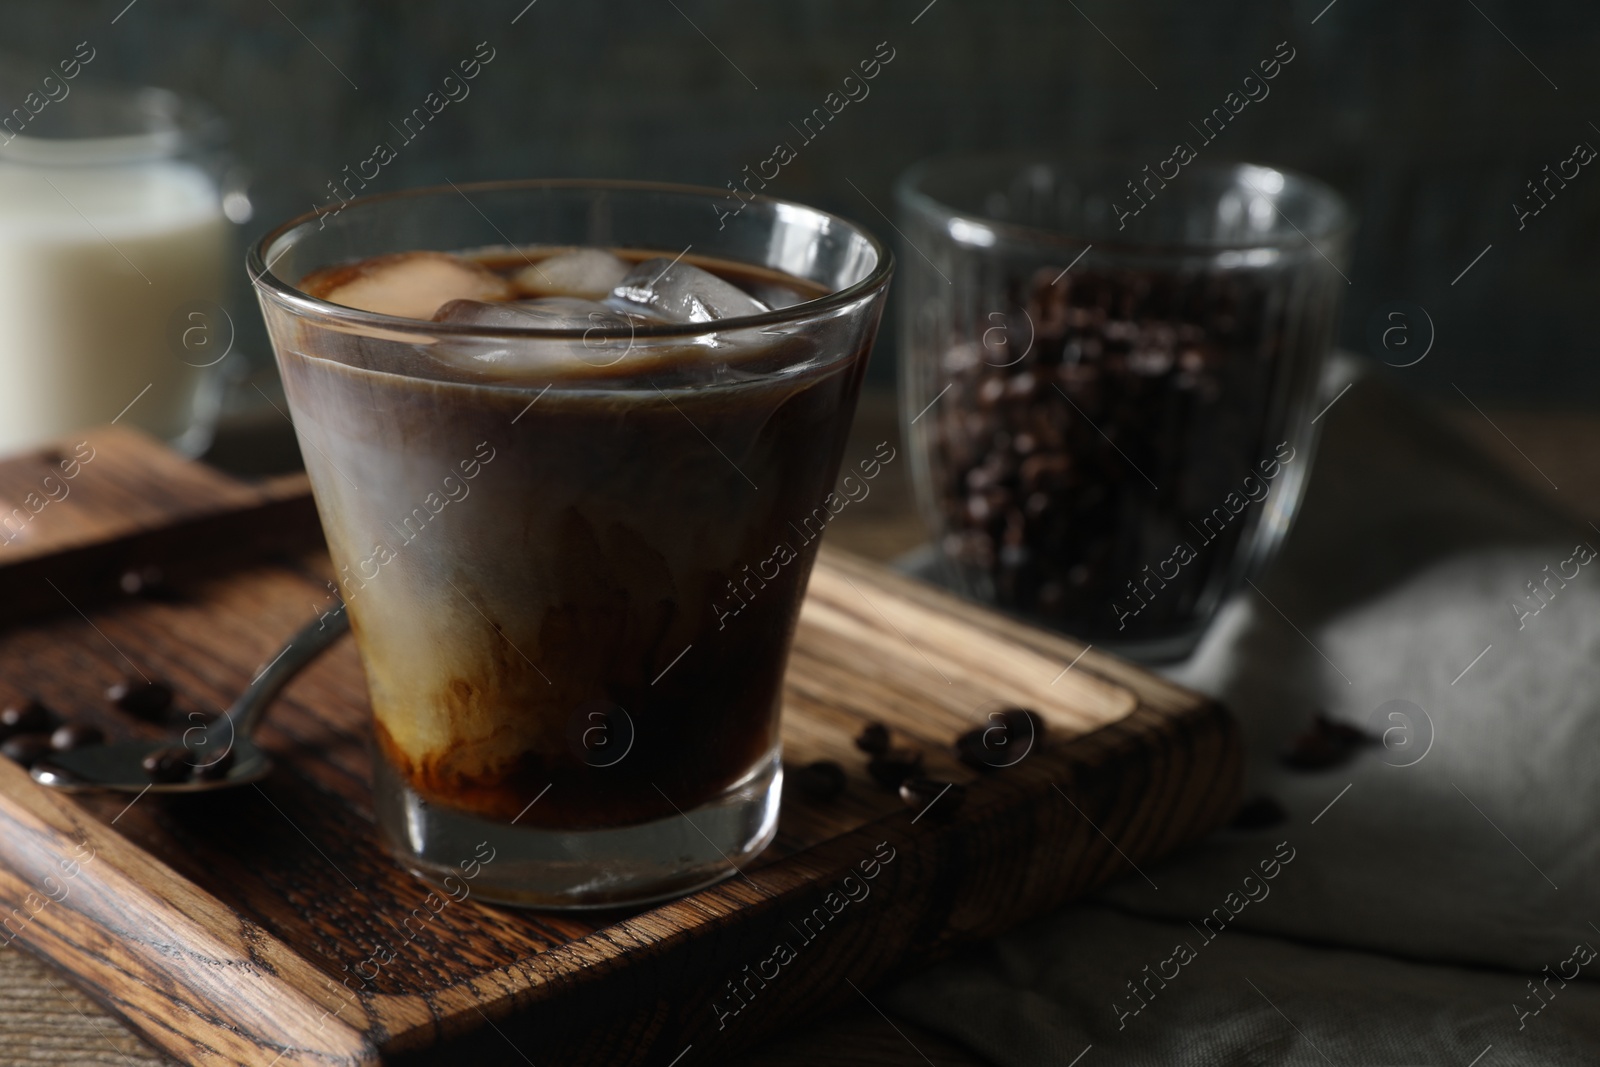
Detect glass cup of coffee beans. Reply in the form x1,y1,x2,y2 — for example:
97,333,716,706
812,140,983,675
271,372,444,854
896,155,1351,661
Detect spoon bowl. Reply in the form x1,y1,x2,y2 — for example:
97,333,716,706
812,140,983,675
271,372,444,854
29,605,348,794
31,738,273,793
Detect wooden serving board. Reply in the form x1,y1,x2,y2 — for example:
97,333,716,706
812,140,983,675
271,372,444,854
0,427,1239,1067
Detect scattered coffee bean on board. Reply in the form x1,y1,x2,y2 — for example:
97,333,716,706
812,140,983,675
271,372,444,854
1,733,54,767
1230,795,1288,830
867,746,924,789
118,565,167,597
899,777,966,819
997,707,1045,739
142,746,192,783
955,706,1045,770
955,727,996,770
0,699,53,736
107,679,174,720
790,759,846,802
49,723,104,751
855,722,891,756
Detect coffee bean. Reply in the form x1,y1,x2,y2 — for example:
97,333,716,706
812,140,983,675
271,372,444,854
955,727,994,770
142,746,192,783
2,733,54,767
1005,371,1038,399
1230,795,1288,830
997,706,1045,740
49,724,104,751
899,777,966,819
118,566,167,597
854,722,890,757
956,707,1044,770
867,746,923,789
1319,714,1375,748
790,760,845,802
1281,732,1343,770
966,465,1000,492
0,699,53,736
1281,712,1374,771
107,679,173,720
927,259,1285,642
192,747,236,782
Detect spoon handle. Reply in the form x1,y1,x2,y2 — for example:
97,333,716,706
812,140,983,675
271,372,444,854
221,603,350,740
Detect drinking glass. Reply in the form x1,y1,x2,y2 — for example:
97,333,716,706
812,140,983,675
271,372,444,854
250,180,891,907
897,155,1351,662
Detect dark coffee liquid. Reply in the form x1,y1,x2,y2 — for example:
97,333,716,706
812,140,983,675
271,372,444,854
283,248,872,829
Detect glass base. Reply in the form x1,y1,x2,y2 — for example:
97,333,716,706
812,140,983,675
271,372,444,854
373,748,782,910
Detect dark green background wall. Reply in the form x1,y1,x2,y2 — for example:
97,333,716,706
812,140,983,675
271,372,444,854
7,0,1597,402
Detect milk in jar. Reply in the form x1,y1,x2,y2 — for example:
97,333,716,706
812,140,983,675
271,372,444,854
0,94,231,455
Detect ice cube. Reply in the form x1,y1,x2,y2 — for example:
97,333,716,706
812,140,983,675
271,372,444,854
608,257,770,324
512,249,630,300
429,298,649,376
433,296,618,329
304,251,513,321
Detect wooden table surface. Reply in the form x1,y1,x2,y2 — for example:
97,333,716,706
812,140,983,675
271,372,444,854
0,383,1584,1067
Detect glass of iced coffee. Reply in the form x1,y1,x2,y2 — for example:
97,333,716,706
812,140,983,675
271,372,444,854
249,180,891,907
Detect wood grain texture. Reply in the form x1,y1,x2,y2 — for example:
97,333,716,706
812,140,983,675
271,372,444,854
0,948,162,1066
0,427,1239,1066
0,426,319,629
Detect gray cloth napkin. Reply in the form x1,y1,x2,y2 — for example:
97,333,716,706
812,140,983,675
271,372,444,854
885,357,1600,1065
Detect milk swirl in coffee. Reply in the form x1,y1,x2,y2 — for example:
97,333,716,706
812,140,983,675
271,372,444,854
277,245,870,829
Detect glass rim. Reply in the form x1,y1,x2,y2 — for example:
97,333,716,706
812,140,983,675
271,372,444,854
896,152,1354,255
248,177,895,342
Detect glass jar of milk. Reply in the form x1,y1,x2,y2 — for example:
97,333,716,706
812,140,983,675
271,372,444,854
0,85,240,457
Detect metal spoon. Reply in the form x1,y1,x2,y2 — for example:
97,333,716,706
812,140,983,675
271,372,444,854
31,605,351,794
